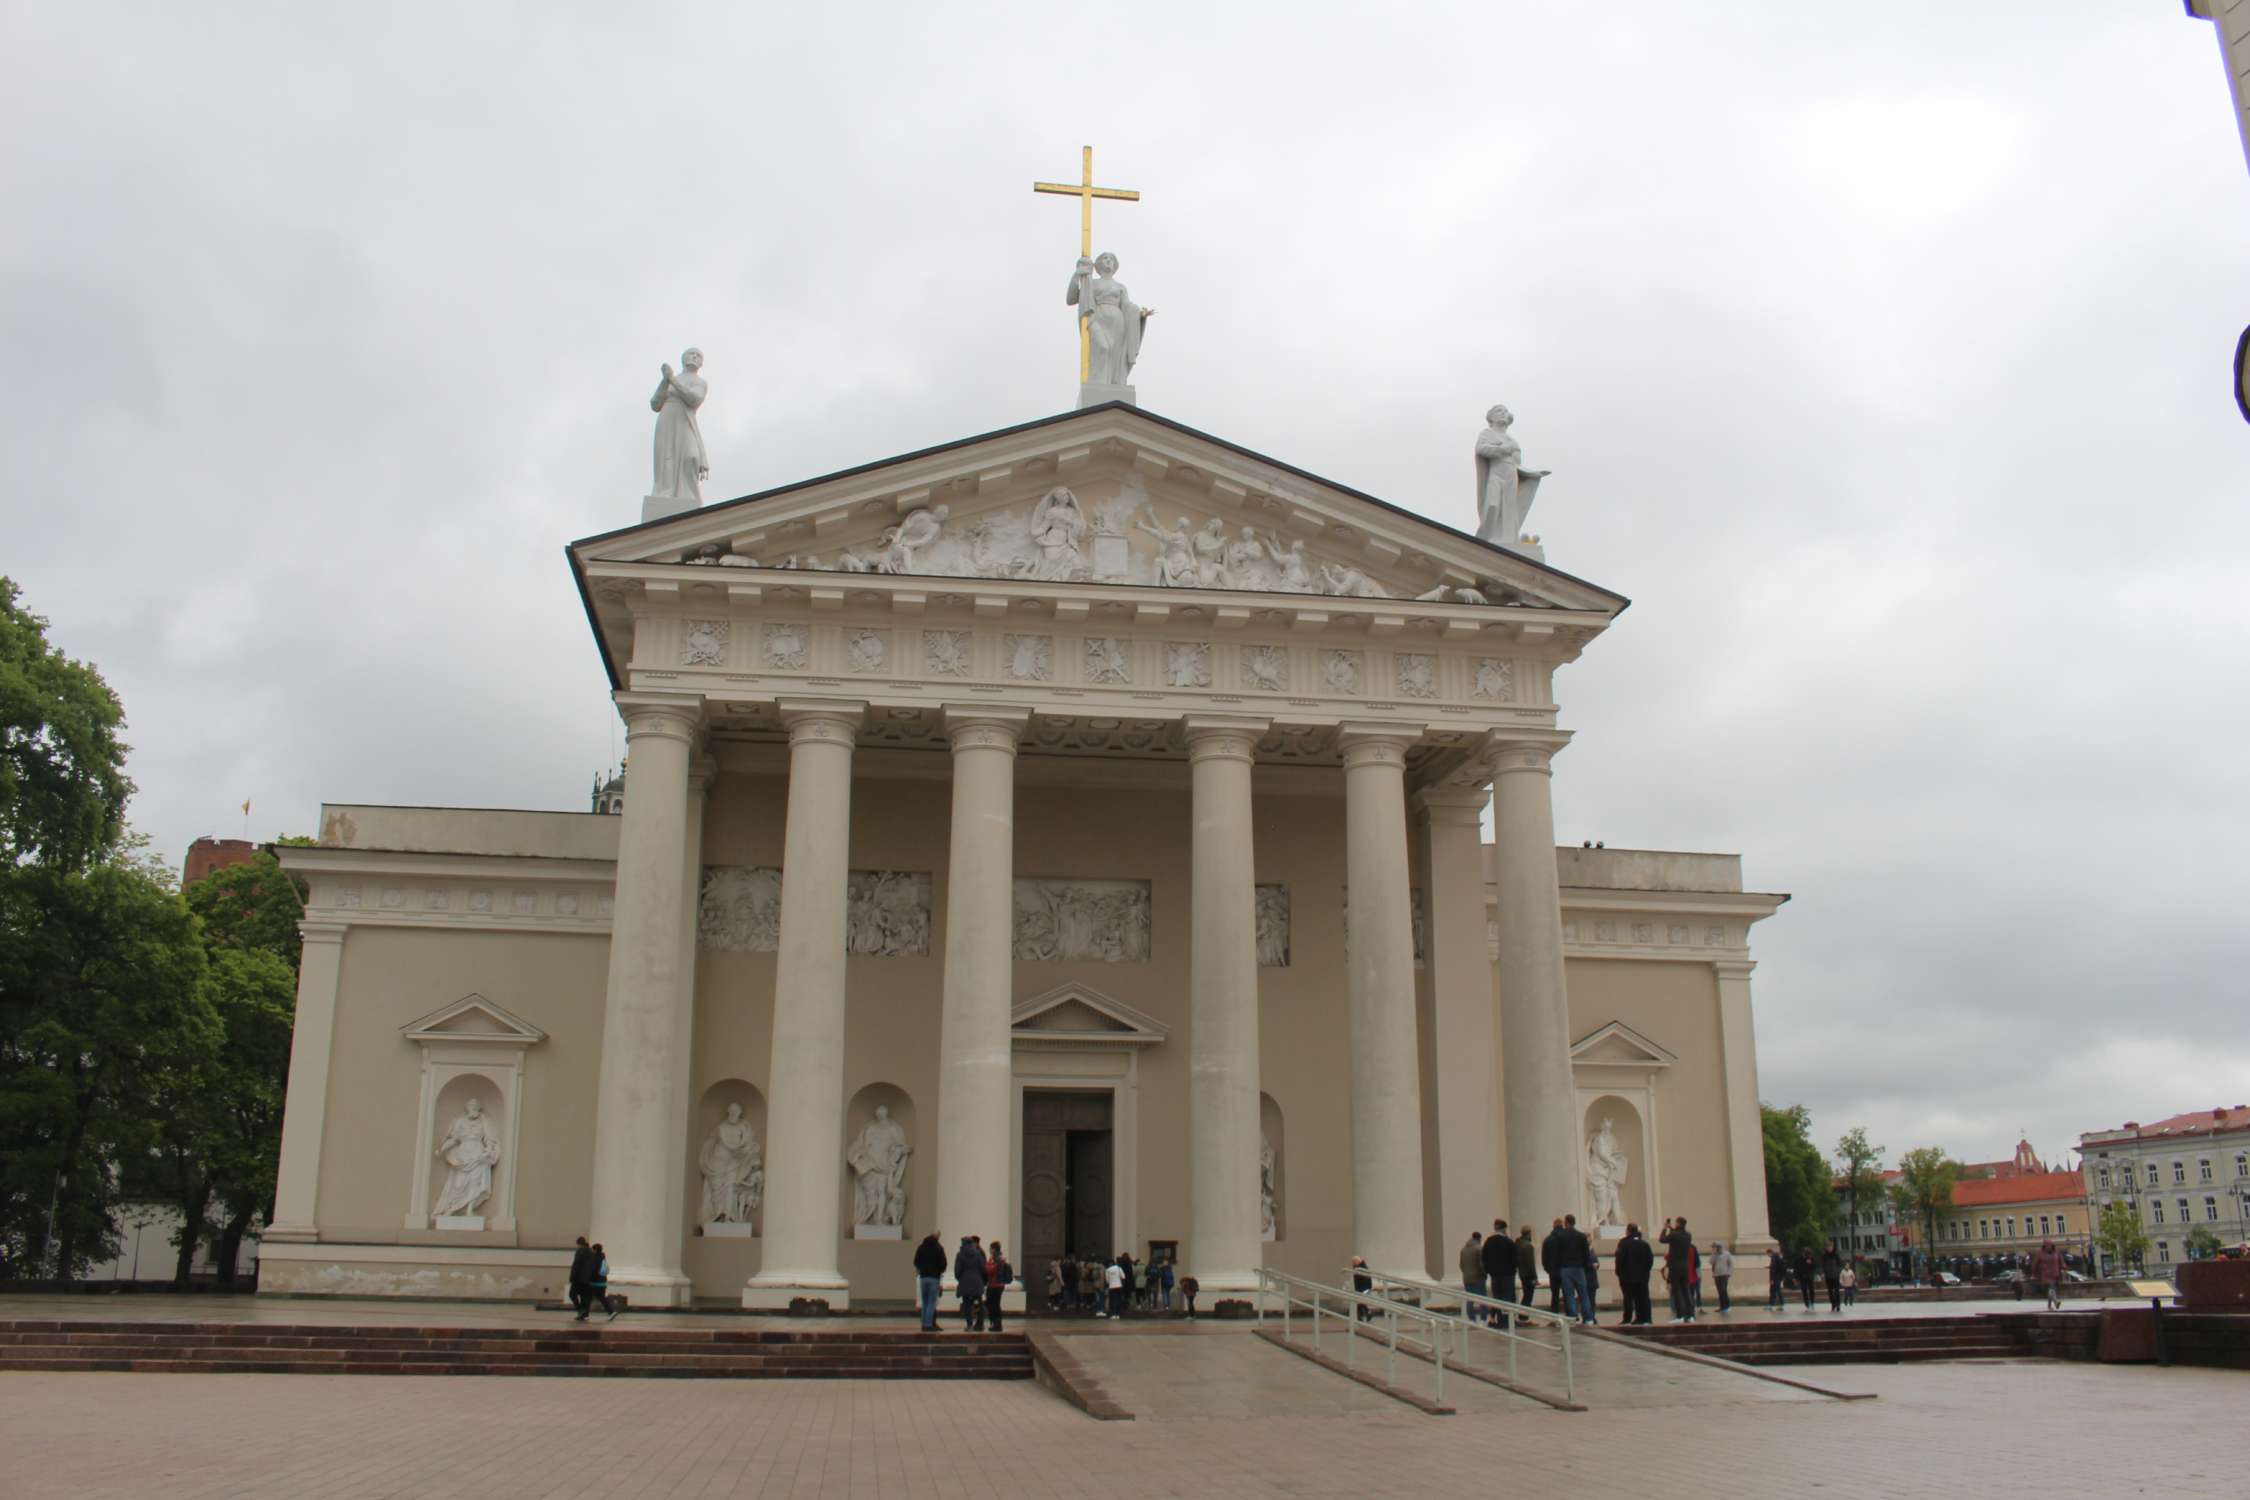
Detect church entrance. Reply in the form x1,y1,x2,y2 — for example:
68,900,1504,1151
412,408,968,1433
1020,1090,1113,1309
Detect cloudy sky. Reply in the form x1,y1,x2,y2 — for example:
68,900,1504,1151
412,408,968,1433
5,2,2245,1174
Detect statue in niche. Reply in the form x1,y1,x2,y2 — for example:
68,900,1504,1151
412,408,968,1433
699,1103,764,1224
1254,884,1291,967
847,1104,912,1228
431,1097,502,1219
1261,1134,1279,1240
1067,251,1152,387
649,349,710,503
1586,1117,1628,1227
1192,519,1227,586
1259,532,1316,593
1028,487,1090,580
1137,514,1199,586
1475,404,1550,548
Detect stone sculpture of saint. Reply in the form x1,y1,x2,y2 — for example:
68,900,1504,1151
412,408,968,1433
699,1103,764,1224
1586,1117,1628,1226
1474,404,1549,547
1029,487,1089,580
1067,252,1152,387
1254,885,1290,967
650,349,710,503
431,1097,501,1218
1136,514,1198,586
1260,1134,1279,1240
1259,532,1315,593
847,1104,912,1228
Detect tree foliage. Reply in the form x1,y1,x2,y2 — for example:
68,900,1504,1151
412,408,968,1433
0,577,133,873
1888,1147,1959,1263
1834,1126,1887,1254
1762,1103,1831,1253
2096,1199,2150,1270
184,852,306,970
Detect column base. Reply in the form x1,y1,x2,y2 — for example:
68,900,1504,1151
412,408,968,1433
257,1223,318,1245
607,1269,695,1309
742,1275,853,1312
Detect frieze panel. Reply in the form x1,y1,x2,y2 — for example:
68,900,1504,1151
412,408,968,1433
1012,878,1152,963
701,866,931,957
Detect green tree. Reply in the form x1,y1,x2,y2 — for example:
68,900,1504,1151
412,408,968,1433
1888,1147,1959,1269
184,851,306,972
0,577,133,873
2185,1224,2222,1261
2096,1199,2150,1271
1835,1126,1887,1263
1762,1103,1830,1253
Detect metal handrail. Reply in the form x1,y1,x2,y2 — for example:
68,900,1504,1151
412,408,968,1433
1348,1266,1576,1406
1255,1267,1447,1407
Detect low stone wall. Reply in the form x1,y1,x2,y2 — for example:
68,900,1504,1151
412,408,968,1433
1859,1281,2130,1305
2012,1308,2250,1369
2179,1259,2250,1310
256,1243,571,1301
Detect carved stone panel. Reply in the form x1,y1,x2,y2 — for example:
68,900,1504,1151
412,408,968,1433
1084,637,1131,685
682,619,729,666
1165,641,1211,689
1396,653,1437,699
1005,633,1053,682
924,630,971,678
763,623,809,672
1255,884,1290,967
704,866,931,957
1242,643,1289,692
1012,878,1152,962
846,628,888,673
700,867,783,952
1321,649,1361,695
1472,657,1514,701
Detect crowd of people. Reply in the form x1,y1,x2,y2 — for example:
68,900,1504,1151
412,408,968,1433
909,1235,1200,1331
1455,1215,1758,1326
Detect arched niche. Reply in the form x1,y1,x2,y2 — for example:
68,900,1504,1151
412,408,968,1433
690,1079,767,1238
842,1082,917,1239
398,993,544,1233
425,1072,506,1227
1261,1092,1286,1243
1581,1094,1649,1235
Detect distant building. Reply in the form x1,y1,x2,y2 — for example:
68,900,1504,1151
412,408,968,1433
591,764,625,815
1932,1168,2090,1262
1831,1168,1908,1271
183,836,260,886
1955,1138,2048,1183
2079,1106,2250,1270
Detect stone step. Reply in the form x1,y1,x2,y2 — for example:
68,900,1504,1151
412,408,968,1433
0,1356,1030,1379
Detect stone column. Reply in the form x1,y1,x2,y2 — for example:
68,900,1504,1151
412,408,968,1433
1488,734,1577,1233
1413,787,1502,1268
933,706,1029,1295
1185,715,1269,1296
1338,725,1428,1280
744,699,864,1309
263,921,348,1242
1715,959,1777,1267
587,693,702,1306
662,759,714,1269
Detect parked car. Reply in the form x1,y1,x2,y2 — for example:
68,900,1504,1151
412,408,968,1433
2063,1270,2088,1282
1994,1269,2025,1284
1930,1271,1963,1287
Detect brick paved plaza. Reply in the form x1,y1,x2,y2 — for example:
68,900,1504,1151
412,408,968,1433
1,1315,2240,1499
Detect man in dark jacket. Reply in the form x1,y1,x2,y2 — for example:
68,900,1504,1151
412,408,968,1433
1481,1219,1517,1327
1663,1218,1696,1322
1541,1219,1564,1311
954,1236,987,1331
1517,1227,1539,1306
567,1236,595,1321
1555,1214,1596,1325
912,1233,947,1332
1613,1223,1655,1325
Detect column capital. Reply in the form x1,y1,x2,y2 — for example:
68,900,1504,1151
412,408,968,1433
1713,959,1758,981
297,920,348,947
777,697,865,748
1411,786,1489,826
1182,713,1269,763
1336,721,1422,772
941,704,1032,754
1482,730,1573,777
615,692,704,746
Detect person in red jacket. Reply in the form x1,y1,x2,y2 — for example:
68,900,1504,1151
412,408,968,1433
2030,1238,2067,1311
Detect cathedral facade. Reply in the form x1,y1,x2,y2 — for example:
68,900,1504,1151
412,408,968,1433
259,404,1785,1307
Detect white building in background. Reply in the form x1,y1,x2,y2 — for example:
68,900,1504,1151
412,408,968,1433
2079,1106,2250,1269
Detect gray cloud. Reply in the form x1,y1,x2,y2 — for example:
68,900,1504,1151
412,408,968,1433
4,0,2245,1173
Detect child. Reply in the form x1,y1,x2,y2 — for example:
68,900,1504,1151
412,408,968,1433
1841,1263,1857,1307
1180,1273,1200,1320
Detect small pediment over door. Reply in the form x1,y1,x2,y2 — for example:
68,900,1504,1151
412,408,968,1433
1012,983,1168,1048
1569,1020,1677,1071
400,993,548,1046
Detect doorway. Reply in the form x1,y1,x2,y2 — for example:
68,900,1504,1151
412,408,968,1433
1020,1090,1113,1308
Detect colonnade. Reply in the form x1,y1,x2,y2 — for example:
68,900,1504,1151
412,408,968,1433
583,693,1578,1306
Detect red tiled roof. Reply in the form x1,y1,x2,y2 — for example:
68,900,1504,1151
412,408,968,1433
1950,1170,2086,1208
2083,1107,2250,1143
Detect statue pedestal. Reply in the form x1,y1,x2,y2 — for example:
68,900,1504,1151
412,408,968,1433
700,1221,758,1238
642,492,700,523
1077,382,1136,410
852,1224,904,1240
1597,1223,1625,1241
433,1214,485,1231
1091,533,1131,581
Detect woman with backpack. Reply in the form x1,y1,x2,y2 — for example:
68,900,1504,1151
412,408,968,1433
984,1241,1013,1332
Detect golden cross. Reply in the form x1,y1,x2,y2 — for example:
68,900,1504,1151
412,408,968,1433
1033,146,1140,382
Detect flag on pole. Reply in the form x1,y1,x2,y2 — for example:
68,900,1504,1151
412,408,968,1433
241,799,251,818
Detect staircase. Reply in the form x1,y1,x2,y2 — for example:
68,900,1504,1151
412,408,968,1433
0,1319,1034,1380
1620,1315,2029,1366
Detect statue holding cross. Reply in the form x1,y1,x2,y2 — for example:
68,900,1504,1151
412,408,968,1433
1034,147,1153,406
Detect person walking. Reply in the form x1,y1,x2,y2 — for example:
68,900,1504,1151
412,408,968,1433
1517,1226,1539,1308
1841,1262,1858,1308
1104,1255,1127,1319
1541,1219,1564,1312
985,1241,1012,1332
1767,1246,1787,1311
1614,1223,1655,1325
1351,1256,1375,1321
954,1236,987,1331
1180,1272,1200,1320
913,1232,947,1332
2031,1237,2066,1312
567,1236,595,1321
1711,1241,1734,1314
1459,1230,1488,1319
1482,1219,1517,1328
1159,1253,1176,1312
1795,1246,1817,1310
1821,1240,1844,1313
588,1243,619,1320
1663,1218,1696,1322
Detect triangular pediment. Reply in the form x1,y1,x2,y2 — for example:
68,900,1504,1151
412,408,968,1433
573,404,1624,615
1570,1020,1676,1069
1011,981,1168,1046
400,993,547,1045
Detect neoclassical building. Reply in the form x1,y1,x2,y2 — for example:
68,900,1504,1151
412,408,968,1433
260,403,1786,1306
